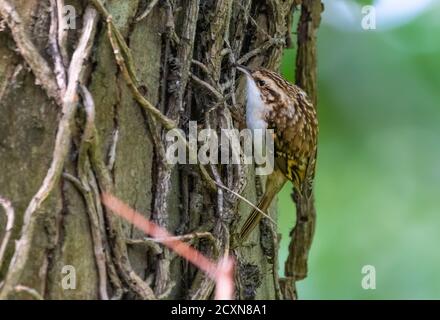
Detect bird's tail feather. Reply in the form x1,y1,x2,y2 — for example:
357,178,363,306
239,190,277,242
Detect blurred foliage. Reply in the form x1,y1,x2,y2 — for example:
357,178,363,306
354,0,374,6
279,1,440,299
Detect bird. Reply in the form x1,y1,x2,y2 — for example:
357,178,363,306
236,65,318,242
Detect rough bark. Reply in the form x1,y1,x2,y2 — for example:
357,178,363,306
0,0,321,299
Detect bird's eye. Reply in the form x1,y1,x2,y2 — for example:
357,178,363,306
257,79,265,87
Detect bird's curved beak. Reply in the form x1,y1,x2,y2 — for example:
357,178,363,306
235,64,252,76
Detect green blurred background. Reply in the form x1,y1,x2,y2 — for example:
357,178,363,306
278,0,440,299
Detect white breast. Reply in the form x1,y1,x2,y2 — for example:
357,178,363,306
245,76,267,131
245,76,268,158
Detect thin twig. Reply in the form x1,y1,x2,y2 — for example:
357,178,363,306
62,172,88,193
135,0,160,22
143,231,219,257
151,231,220,285
191,59,217,87
236,1,271,40
105,16,175,129
237,37,285,65
190,73,223,101
191,59,210,76
213,181,277,227
0,196,14,270
87,169,124,300
90,0,139,84
126,238,163,255
144,232,215,243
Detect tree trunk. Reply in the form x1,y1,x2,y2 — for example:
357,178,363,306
0,0,322,299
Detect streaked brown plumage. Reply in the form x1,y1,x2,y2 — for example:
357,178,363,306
237,66,318,241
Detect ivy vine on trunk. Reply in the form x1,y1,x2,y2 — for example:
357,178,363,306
0,0,322,299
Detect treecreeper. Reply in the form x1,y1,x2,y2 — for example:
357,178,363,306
236,65,318,246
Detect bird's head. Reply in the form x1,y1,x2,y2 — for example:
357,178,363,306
236,65,289,105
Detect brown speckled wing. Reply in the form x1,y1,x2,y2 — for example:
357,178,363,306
275,150,309,193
